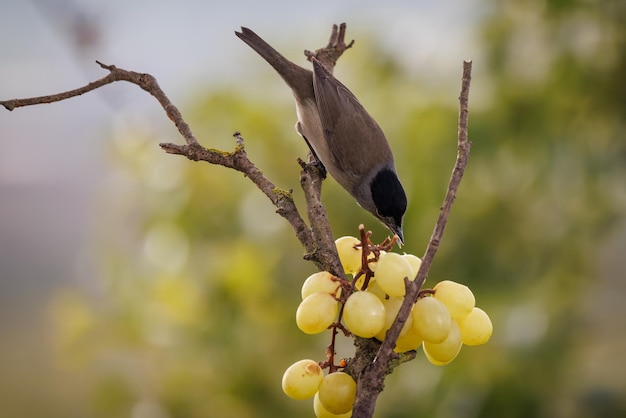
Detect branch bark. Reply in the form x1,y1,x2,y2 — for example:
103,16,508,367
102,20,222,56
350,60,473,418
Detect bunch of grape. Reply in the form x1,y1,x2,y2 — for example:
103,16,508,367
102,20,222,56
282,235,493,417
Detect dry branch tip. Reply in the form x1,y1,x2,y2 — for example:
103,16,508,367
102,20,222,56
95,60,114,71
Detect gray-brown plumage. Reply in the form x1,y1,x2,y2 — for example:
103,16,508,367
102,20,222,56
235,27,407,243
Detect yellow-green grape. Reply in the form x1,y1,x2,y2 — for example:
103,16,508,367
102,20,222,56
335,236,362,275
296,292,338,334
433,280,475,321
353,274,367,291
423,321,463,365
394,326,424,353
459,307,493,345
374,297,413,341
318,372,357,415
364,279,387,300
374,252,414,297
281,359,324,400
302,271,341,300
313,392,352,418
343,291,386,338
402,253,422,278
412,296,452,343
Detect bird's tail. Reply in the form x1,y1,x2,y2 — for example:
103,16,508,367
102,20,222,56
235,27,312,93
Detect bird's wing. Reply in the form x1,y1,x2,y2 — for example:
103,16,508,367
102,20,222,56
312,59,393,179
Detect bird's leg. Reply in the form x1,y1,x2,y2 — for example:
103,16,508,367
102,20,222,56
296,121,327,178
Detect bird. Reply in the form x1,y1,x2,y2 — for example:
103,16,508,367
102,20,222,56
235,27,407,243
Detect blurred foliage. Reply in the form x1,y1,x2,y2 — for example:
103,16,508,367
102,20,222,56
51,0,626,417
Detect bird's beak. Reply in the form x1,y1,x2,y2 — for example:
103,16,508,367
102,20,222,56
395,227,404,247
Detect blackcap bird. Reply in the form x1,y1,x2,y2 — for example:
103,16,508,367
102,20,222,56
235,27,407,243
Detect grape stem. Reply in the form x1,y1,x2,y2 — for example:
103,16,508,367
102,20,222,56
323,307,350,373
352,224,395,291
322,227,394,373
323,224,403,375
322,270,358,372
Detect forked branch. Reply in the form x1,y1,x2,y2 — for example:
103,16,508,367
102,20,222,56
0,25,473,418
350,60,473,418
0,25,356,274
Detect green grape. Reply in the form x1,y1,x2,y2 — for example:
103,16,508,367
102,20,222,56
363,279,387,300
433,280,475,321
313,392,352,418
335,236,362,275
343,291,386,338
353,274,367,291
394,326,423,353
412,296,452,343
355,276,388,301
301,271,341,300
459,307,493,345
282,359,324,400
423,320,463,365
402,253,422,278
374,252,414,297
296,292,338,334
318,372,357,415
374,297,413,341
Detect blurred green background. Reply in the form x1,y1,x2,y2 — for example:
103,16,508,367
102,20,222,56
1,0,625,417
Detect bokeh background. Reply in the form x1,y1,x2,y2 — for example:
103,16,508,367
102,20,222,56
1,0,625,417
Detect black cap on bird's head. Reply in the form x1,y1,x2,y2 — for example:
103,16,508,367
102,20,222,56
370,168,407,244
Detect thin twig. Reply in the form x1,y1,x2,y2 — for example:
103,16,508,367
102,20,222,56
0,25,354,275
1,65,116,111
351,60,473,418
0,60,318,258
1,61,201,148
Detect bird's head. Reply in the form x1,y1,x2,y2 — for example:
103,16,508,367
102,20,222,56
354,167,407,245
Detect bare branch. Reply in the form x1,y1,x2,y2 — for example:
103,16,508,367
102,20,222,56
1,61,200,148
160,132,318,258
0,24,352,274
305,22,354,72
157,23,354,275
298,156,345,277
351,60,474,418
1,71,114,110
